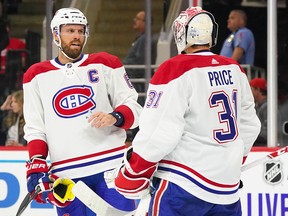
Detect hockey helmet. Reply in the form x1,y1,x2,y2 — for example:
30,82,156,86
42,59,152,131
50,8,89,60
50,7,89,36
173,6,218,54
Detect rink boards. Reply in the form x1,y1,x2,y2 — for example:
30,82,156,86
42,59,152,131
0,146,288,216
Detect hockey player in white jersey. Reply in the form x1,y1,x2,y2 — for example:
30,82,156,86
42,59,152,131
23,7,142,215
113,6,261,216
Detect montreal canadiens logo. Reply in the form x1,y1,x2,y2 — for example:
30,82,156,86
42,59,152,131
53,85,96,118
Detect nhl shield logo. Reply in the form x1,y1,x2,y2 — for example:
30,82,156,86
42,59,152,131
264,161,283,184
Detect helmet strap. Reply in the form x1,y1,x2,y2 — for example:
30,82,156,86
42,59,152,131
54,32,87,61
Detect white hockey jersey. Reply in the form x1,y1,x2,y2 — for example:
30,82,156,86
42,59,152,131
132,51,261,205
23,52,142,179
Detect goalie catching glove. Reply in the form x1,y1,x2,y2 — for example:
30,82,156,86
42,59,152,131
49,177,75,207
26,157,75,207
111,148,157,199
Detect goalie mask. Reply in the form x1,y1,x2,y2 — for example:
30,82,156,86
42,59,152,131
50,8,89,59
173,6,218,54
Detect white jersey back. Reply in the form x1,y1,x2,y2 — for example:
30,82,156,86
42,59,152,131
133,51,261,204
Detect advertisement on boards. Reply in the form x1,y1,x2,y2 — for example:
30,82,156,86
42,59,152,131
240,148,288,216
0,148,55,216
0,147,288,216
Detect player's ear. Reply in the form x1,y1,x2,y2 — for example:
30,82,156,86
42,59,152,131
52,31,58,40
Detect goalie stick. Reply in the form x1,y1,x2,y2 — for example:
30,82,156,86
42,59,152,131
241,146,288,172
74,147,288,216
16,186,41,216
72,180,150,216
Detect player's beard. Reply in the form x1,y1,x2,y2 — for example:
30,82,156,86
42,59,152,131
62,40,83,59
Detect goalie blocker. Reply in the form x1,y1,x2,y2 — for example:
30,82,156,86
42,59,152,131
113,150,157,199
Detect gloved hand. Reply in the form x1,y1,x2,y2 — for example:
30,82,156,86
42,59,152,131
112,148,157,199
26,158,75,207
114,166,152,199
26,157,52,204
104,146,133,189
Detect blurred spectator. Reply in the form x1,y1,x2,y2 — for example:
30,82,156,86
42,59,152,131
0,19,26,101
0,19,26,75
0,93,11,145
220,9,255,65
0,90,26,146
250,78,267,146
123,10,158,145
123,10,158,105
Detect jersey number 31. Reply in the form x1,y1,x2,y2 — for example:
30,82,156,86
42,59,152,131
209,90,238,144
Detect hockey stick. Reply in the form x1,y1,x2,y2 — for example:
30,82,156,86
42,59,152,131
16,186,41,216
135,193,151,216
72,181,134,216
241,146,288,172
72,147,287,215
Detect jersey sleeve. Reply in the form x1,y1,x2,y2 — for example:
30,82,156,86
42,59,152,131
103,55,142,129
23,66,49,159
132,70,187,163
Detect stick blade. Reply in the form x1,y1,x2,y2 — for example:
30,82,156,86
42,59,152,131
16,192,34,216
134,193,151,216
